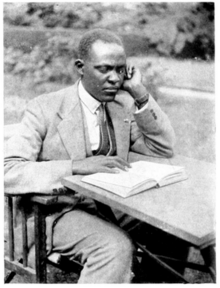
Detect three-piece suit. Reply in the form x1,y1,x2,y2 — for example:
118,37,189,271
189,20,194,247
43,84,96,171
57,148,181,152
4,80,175,282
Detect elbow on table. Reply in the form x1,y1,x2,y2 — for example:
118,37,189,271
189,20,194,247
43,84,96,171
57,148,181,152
164,128,176,158
164,147,174,158
164,137,176,158
157,134,175,158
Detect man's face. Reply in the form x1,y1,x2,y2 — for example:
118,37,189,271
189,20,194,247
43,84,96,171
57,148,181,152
80,40,126,102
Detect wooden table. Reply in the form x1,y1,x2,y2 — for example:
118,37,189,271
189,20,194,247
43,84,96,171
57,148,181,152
62,152,216,281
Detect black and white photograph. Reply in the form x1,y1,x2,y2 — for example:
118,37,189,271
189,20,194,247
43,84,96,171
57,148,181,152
3,1,216,284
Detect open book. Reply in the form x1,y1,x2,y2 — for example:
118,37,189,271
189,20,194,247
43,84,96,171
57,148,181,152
82,161,188,198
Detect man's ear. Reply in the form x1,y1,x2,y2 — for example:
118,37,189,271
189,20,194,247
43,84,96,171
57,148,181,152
75,59,84,76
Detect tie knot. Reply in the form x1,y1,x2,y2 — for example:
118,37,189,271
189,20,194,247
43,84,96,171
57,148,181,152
97,103,106,123
99,103,106,111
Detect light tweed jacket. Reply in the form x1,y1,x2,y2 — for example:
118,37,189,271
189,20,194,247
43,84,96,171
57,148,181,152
4,79,175,257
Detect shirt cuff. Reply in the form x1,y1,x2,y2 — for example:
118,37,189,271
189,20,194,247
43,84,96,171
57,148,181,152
134,102,149,114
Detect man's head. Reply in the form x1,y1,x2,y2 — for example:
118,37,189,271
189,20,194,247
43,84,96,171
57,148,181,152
75,29,127,102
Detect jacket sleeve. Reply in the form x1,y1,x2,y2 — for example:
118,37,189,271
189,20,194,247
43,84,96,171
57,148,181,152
130,95,176,158
4,98,73,195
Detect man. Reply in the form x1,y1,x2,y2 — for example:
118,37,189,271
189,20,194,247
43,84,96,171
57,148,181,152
4,29,175,283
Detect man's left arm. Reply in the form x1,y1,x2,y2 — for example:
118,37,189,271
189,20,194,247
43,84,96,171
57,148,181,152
131,94,175,157
123,65,175,158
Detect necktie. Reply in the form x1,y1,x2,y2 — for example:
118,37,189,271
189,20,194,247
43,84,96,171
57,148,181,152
97,103,109,155
92,104,118,222
93,103,116,156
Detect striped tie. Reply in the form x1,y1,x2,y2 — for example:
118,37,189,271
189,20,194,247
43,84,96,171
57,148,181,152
92,104,118,222
93,103,116,156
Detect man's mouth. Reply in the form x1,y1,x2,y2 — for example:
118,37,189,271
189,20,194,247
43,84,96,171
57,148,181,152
103,87,119,93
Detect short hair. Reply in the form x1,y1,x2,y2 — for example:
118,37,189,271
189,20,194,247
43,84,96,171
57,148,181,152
78,28,124,60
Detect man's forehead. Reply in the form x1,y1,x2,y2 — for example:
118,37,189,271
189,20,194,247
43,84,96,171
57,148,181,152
88,40,126,61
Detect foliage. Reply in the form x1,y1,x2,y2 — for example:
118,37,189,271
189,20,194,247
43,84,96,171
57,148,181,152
4,35,165,96
4,2,214,89
4,2,214,60
175,2,214,60
4,2,103,29
134,2,214,59
4,35,79,84
4,3,33,26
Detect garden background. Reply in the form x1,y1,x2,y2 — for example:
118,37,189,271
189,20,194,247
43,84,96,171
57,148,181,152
3,2,215,283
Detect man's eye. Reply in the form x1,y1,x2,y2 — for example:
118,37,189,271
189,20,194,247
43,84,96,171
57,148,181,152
98,67,109,73
117,67,125,74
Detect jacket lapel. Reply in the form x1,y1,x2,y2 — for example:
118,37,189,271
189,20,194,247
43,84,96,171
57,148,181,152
57,82,89,160
56,83,132,161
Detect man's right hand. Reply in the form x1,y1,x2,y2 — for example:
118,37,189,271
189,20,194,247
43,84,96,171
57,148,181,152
72,155,131,175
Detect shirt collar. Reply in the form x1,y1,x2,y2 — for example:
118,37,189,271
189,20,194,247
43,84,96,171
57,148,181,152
78,80,101,114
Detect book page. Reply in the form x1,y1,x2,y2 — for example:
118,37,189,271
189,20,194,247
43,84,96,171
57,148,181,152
82,161,184,188
82,177,155,197
82,169,152,189
129,161,184,183
82,161,186,197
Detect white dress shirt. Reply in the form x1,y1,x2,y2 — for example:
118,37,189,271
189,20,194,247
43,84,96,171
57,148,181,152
78,81,148,151
78,81,101,151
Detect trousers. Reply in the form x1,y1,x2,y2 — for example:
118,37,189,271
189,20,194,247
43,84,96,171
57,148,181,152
52,209,134,283
5,196,190,283
51,196,143,283
51,196,190,283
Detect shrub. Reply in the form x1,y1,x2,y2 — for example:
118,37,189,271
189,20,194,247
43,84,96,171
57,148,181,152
136,2,214,60
4,35,79,84
4,3,34,26
4,2,214,60
175,2,214,60
4,34,164,102
4,3,103,29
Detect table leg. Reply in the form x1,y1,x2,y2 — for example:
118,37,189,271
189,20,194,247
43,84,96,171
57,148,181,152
201,245,216,283
136,242,189,283
94,201,118,224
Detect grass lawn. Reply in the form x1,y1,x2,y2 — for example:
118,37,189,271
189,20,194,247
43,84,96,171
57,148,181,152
158,94,215,163
4,55,215,283
134,56,214,92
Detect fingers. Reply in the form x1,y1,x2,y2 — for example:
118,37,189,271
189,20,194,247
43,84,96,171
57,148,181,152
126,63,134,79
104,156,131,171
112,156,131,168
77,155,131,174
99,167,121,174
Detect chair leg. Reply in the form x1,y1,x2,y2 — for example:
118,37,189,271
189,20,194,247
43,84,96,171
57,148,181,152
5,196,36,283
34,203,47,283
4,270,16,283
7,197,14,262
5,196,16,283
21,206,28,267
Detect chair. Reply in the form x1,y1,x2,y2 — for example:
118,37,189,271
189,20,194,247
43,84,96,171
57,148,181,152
4,124,83,283
4,193,83,283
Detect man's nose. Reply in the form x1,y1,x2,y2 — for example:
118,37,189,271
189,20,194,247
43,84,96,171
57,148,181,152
108,70,120,83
